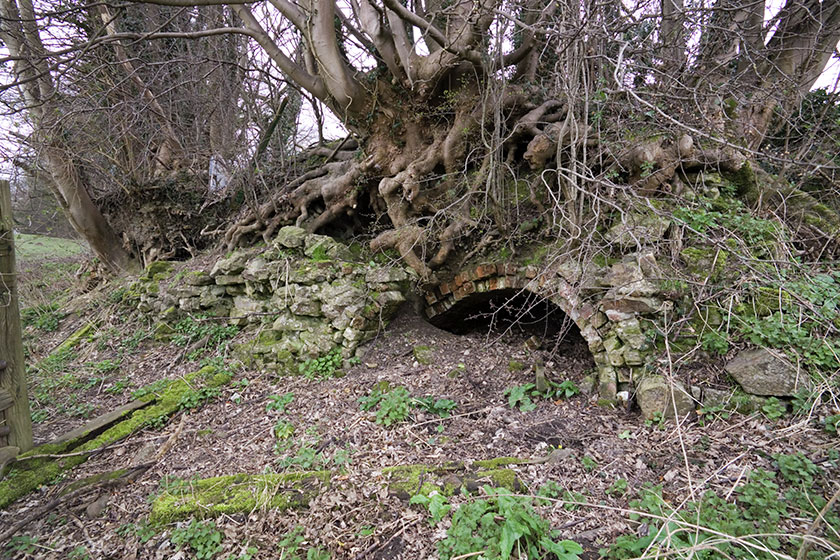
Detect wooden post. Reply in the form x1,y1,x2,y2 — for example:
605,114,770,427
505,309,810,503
0,179,33,453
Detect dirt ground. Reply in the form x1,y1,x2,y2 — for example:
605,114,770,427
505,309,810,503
3,265,839,560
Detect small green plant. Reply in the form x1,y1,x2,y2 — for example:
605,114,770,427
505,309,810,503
277,527,306,557
554,380,580,399
761,397,787,419
606,478,628,496
774,452,820,486
435,486,583,560
178,386,221,411
87,358,121,374
645,411,666,430
410,492,451,525
266,392,295,413
700,330,729,355
414,396,458,417
824,414,840,434
332,448,352,467
299,348,343,379
273,419,295,440
375,386,412,426
67,546,90,560
7,535,39,555
31,409,49,423
276,526,330,559
505,383,537,411
278,445,324,469
105,378,131,395
309,245,330,262
581,455,597,471
170,519,224,560
145,413,169,430
132,378,170,399
21,303,62,332
36,347,76,376
172,316,239,353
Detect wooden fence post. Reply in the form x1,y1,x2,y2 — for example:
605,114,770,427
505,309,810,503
0,179,33,453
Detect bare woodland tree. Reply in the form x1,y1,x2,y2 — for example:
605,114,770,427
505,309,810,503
1,0,248,268
214,0,840,280
3,0,840,276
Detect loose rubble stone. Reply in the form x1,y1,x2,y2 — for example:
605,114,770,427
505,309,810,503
636,375,695,419
725,348,811,397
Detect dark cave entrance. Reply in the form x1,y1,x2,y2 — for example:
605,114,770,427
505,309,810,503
427,288,589,356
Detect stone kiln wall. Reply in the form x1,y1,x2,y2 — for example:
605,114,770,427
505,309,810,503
127,222,791,419
130,226,413,372
424,251,670,402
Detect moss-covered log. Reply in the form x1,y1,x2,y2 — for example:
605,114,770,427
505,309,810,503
149,458,526,524
0,365,230,509
150,471,332,524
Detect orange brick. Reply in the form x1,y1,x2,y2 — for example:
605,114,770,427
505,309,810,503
474,264,496,279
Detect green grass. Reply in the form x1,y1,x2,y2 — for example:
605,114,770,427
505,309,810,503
14,233,88,261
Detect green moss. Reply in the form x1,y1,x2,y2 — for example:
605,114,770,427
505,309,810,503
61,468,130,495
472,457,522,469
0,366,231,509
474,469,520,490
730,161,760,203
382,464,450,498
150,471,331,524
144,261,174,278
413,345,433,365
680,247,728,280
53,322,95,355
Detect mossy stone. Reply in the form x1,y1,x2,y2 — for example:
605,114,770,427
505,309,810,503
150,471,331,524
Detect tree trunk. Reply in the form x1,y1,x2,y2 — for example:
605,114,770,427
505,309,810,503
41,143,137,273
0,179,34,453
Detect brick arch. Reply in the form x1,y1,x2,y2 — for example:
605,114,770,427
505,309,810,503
423,263,604,359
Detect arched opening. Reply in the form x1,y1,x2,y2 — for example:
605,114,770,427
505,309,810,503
427,288,588,357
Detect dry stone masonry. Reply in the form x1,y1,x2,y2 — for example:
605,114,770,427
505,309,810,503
130,226,413,373
128,222,807,419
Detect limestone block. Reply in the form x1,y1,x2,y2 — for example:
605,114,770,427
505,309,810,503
591,311,608,329
291,286,322,316
242,257,272,282
725,348,812,397
601,296,663,315
172,285,201,299
272,313,321,332
211,252,248,277
615,318,646,349
635,375,695,419
605,260,658,297
300,329,336,356
623,348,644,366
304,234,353,261
605,309,635,322
199,286,224,308
289,263,331,285
185,271,214,286
606,212,671,248
597,365,617,399
215,274,243,286
365,267,409,284
376,290,406,310
320,284,366,319
274,226,307,249
178,297,201,312
233,296,266,315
